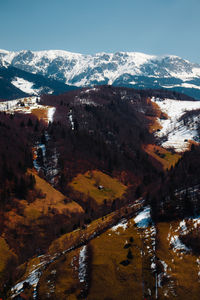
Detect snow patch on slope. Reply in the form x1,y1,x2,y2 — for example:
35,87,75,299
111,219,128,232
152,97,200,152
134,206,151,228
48,107,56,123
78,245,87,283
170,235,190,252
11,259,46,299
11,77,38,95
68,109,74,130
167,220,195,254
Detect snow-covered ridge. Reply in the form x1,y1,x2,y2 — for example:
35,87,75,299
1,49,200,88
0,49,10,55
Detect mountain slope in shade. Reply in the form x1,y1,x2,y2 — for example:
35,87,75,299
1,49,200,99
0,65,77,100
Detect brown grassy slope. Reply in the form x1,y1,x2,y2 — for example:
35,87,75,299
143,144,181,171
38,248,81,300
10,200,200,300
88,222,143,300
31,107,49,123
47,215,200,300
26,170,84,217
156,221,200,300
39,213,154,300
0,237,18,291
39,224,144,300
69,170,127,206
4,170,84,229
2,170,85,271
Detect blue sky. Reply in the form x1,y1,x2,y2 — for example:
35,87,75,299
0,0,200,63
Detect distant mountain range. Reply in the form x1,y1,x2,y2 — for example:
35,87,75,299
1,49,200,99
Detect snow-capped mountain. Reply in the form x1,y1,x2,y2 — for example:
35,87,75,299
1,49,200,99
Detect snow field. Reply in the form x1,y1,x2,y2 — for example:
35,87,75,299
152,97,200,152
11,77,40,95
134,206,151,228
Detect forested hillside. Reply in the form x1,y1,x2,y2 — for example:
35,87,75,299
0,86,200,299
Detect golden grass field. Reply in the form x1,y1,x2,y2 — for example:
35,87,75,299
143,144,181,170
23,170,84,222
87,220,144,300
31,107,49,122
69,170,127,205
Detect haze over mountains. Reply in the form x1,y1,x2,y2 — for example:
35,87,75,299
1,49,200,99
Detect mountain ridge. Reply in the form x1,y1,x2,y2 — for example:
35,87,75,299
1,48,200,99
